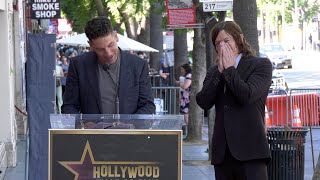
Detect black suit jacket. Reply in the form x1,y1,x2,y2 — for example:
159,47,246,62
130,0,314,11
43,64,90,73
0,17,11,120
196,56,272,164
61,49,155,114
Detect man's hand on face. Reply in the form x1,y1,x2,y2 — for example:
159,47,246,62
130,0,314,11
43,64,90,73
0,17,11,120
217,42,225,73
222,43,237,69
218,49,224,73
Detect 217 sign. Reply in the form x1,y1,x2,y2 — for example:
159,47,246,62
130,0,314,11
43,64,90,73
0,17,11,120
202,1,233,12
204,3,215,11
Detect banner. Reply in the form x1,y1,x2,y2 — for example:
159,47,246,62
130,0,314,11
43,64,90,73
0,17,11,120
165,0,196,28
31,0,60,19
27,34,56,180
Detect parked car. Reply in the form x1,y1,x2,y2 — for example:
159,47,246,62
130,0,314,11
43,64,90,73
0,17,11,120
259,50,288,94
270,69,288,95
260,43,292,69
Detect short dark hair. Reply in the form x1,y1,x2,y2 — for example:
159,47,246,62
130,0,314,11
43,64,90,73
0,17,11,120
211,21,256,58
137,51,144,55
181,63,192,75
84,16,114,41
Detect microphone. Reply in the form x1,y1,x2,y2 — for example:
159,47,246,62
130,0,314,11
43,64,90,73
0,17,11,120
102,64,110,71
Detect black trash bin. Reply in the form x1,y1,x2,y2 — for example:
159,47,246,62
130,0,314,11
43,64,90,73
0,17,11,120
267,127,308,180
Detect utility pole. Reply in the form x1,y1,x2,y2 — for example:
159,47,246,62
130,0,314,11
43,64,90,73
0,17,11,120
294,0,300,49
281,0,285,43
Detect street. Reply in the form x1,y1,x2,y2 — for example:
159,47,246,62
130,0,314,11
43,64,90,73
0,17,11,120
277,50,320,180
279,50,320,89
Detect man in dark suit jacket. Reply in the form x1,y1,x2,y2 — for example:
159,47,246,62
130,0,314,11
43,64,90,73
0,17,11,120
62,17,155,115
196,21,272,180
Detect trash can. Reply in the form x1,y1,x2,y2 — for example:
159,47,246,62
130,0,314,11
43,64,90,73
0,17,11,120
267,127,308,180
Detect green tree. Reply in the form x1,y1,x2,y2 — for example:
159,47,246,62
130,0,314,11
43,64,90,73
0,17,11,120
257,0,319,47
61,0,150,39
60,0,96,33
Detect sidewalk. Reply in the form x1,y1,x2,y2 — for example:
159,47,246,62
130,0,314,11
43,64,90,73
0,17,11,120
182,127,213,180
3,127,320,180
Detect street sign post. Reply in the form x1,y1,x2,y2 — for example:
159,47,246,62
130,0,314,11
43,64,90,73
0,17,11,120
202,0,233,12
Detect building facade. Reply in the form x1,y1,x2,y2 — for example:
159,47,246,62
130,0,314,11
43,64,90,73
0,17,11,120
0,0,27,178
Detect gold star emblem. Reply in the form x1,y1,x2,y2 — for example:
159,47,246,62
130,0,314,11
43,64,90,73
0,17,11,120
59,141,159,180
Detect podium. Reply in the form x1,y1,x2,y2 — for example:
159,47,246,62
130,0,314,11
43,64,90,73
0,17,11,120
49,114,183,180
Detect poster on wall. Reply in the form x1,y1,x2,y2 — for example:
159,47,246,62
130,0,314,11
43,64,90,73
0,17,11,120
165,0,196,29
31,0,61,19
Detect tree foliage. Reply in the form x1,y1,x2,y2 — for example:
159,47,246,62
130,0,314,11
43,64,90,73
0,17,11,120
257,0,320,24
61,0,96,33
61,0,151,34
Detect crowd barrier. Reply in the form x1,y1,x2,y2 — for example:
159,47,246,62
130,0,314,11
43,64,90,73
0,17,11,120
266,89,320,127
151,86,320,127
152,86,180,115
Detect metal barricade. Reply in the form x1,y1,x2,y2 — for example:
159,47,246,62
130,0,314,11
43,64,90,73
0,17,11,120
152,87,180,115
266,89,320,127
150,74,160,87
266,91,290,126
288,89,320,127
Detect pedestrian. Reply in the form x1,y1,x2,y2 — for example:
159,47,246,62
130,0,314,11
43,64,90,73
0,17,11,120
309,33,312,45
196,21,272,180
176,63,192,129
60,55,69,95
62,16,155,114
159,60,170,86
55,57,64,114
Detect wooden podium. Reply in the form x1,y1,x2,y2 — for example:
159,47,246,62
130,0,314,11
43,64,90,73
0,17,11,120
49,114,183,180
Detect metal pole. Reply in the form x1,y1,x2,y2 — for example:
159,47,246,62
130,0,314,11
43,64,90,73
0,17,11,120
308,107,316,171
294,0,299,49
281,0,285,42
24,1,29,179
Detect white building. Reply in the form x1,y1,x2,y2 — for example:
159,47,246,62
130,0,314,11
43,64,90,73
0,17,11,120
0,0,27,178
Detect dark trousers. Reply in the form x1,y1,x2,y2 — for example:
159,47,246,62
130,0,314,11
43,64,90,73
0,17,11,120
62,85,66,96
214,147,268,180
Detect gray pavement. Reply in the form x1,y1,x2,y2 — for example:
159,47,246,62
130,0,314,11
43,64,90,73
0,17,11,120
3,127,320,180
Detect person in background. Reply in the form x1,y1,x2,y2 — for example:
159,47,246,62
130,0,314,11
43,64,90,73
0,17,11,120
55,57,64,114
56,51,62,65
196,21,272,180
159,60,170,86
60,55,69,95
65,46,78,57
62,16,155,114
137,51,144,59
68,52,76,59
176,63,192,128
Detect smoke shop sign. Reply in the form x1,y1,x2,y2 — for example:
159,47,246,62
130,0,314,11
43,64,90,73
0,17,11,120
31,0,60,19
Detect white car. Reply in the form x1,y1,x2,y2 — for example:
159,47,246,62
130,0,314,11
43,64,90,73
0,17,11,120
270,69,288,94
260,43,293,69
